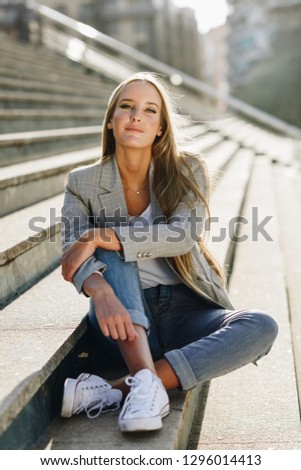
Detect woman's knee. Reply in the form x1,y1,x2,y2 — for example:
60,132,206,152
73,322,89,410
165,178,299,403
246,310,278,363
225,309,278,352
249,310,278,342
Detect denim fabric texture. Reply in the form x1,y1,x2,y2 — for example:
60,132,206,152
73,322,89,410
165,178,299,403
88,250,278,391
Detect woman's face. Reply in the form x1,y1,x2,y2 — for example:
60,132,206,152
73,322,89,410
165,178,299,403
107,81,163,152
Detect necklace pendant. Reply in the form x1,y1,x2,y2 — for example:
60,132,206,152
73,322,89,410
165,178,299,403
136,191,140,195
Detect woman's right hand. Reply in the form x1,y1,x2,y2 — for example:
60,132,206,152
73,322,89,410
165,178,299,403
83,273,138,342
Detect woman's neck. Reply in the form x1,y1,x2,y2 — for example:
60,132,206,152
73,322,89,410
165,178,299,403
115,147,151,188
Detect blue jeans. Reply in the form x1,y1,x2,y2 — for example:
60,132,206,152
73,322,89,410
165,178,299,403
88,249,278,391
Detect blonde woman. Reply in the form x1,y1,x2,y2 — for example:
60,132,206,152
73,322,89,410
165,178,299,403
60,72,278,432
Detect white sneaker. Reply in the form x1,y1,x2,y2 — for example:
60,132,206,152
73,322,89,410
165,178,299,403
118,369,170,432
61,373,123,419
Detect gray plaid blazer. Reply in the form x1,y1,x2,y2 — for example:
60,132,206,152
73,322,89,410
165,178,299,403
61,155,234,310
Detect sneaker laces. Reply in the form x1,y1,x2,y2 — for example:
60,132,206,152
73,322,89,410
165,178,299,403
122,375,155,417
74,386,121,419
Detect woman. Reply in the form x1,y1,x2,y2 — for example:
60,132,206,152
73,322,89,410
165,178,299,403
60,72,278,433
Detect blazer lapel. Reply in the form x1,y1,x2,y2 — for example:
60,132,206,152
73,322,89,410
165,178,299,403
97,156,164,226
149,160,164,224
97,156,128,226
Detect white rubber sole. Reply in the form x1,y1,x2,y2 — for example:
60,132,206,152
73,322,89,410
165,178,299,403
61,378,78,418
119,403,170,432
61,373,92,417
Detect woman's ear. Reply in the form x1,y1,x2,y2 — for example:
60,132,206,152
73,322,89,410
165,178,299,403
157,126,163,137
107,120,113,130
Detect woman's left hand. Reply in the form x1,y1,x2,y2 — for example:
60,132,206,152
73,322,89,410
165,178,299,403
61,230,96,282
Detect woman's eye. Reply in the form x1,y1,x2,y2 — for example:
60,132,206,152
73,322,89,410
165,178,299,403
120,104,131,109
146,108,156,113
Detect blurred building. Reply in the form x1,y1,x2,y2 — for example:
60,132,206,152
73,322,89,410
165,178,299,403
202,24,229,111
36,0,203,79
227,0,301,89
0,0,29,40
227,0,301,126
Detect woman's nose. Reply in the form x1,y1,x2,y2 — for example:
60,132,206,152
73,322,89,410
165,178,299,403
130,111,141,121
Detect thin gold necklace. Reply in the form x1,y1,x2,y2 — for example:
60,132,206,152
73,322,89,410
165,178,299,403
123,179,148,195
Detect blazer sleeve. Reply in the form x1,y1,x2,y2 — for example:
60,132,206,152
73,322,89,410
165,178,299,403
61,170,106,295
114,159,208,262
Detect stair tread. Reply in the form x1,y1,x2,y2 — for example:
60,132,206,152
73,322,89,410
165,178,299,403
0,65,108,88
0,109,104,118
0,146,101,186
0,76,114,97
0,129,230,187
0,266,89,435
36,387,201,450
0,126,101,146
198,158,301,449
0,193,63,261
0,91,107,105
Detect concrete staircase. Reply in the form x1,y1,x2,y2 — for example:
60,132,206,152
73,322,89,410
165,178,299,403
0,30,300,450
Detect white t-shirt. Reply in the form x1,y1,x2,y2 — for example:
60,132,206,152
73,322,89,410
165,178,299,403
129,203,181,289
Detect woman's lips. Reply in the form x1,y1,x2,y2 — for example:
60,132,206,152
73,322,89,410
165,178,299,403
125,127,143,132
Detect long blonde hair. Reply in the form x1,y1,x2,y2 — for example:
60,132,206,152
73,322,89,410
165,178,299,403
100,72,226,285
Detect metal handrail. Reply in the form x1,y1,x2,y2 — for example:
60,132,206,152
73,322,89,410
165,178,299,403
30,2,301,140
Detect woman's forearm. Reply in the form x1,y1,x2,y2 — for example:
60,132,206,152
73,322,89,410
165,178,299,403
83,272,113,298
84,228,122,252
62,228,121,283
83,272,138,342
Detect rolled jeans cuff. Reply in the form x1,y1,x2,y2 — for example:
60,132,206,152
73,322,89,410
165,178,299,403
128,309,149,332
164,349,198,391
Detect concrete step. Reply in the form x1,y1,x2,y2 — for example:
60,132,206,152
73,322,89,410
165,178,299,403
0,146,101,216
0,109,103,133
0,55,105,87
264,135,297,166
0,91,107,110
196,157,301,450
185,132,225,153
0,38,101,76
0,45,87,74
0,35,113,89
0,76,114,98
0,193,63,308
208,147,254,266
183,123,207,137
216,118,259,147
35,383,205,451
214,117,297,165
0,266,90,449
0,129,229,216
204,140,241,177
0,123,223,167
0,31,79,62
0,65,106,91
0,126,102,166
272,165,301,414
